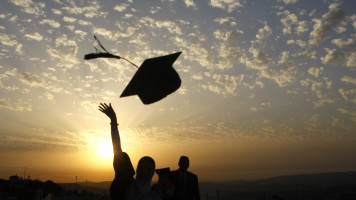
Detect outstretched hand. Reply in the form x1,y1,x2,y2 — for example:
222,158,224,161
99,103,117,122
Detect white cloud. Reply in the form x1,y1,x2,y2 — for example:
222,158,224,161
331,37,355,48
4,68,18,77
43,92,54,101
15,43,23,54
250,48,271,65
201,74,244,96
286,39,306,47
339,88,356,103
85,10,107,19
92,27,120,40
250,102,271,112
186,42,213,69
311,81,323,92
184,0,196,7
66,25,75,31
214,17,237,27
309,2,345,46
341,76,356,85
245,59,267,70
24,32,43,41
255,81,264,88
0,98,32,111
113,4,129,12
294,49,317,59
256,24,272,40
74,30,87,39
346,52,356,67
279,10,298,35
202,84,223,95
352,15,356,30
40,19,61,28
250,50,295,87
129,33,147,47
209,0,244,13
296,20,308,36
52,0,63,4
47,46,79,69
55,34,77,47
63,16,77,23
300,78,311,87
320,48,345,65
78,19,91,26
338,108,356,122
336,21,347,34
278,51,289,65
215,30,245,69
155,20,183,35
278,51,296,74
150,6,161,14
308,9,318,18
9,0,45,16
323,77,333,89
62,1,106,18
62,3,83,14
308,67,324,78
260,68,295,87
0,33,18,47
52,8,62,15
282,0,298,4
19,72,44,87
213,74,244,95
192,73,204,80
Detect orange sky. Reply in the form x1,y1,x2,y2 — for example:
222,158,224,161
1,0,356,183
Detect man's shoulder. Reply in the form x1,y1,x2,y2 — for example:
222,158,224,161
170,170,180,175
187,171,197,178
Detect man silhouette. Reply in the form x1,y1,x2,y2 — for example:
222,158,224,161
171,156,200,200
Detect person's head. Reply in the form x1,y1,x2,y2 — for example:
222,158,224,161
136,156,155,182
178,156,189,172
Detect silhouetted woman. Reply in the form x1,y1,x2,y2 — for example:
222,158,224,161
99,103,161,200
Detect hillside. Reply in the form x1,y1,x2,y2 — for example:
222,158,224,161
59,171,356,200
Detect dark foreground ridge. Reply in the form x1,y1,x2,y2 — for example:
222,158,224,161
1,171,356,200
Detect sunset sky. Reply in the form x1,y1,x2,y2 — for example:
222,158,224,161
1,0,356,183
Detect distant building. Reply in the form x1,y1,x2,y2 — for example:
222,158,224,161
9,175,20,184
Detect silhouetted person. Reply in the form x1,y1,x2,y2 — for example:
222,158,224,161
171,156,200,200
153,168,175,200
99,103,161,200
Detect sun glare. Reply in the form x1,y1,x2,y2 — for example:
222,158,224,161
97,140,113,159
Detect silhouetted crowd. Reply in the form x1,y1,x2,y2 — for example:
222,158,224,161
99,103,200,200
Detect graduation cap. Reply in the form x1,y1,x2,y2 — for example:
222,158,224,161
120,52,181,104
155,167,171,175
84,36,182,105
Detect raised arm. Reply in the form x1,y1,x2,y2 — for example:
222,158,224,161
99,103,122,156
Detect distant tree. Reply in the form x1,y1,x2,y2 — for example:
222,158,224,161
0,177,64,200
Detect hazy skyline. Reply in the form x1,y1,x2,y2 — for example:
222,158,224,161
1,0,356,183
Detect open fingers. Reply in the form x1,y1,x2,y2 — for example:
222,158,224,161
99,103,110,112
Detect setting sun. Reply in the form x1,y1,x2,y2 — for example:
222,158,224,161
96,140,113,159
1,0,356,187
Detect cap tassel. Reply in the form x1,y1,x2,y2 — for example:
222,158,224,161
84,35,139,69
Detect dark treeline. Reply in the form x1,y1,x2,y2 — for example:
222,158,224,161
0,175,107,200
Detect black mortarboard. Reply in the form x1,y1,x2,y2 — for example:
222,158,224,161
120,52,182,104
155,167,171,175
84,36,182,105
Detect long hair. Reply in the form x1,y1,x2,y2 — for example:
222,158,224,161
136,156,156,181
138,156,156,169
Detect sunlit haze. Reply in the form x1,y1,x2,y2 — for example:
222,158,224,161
1,0,356,183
